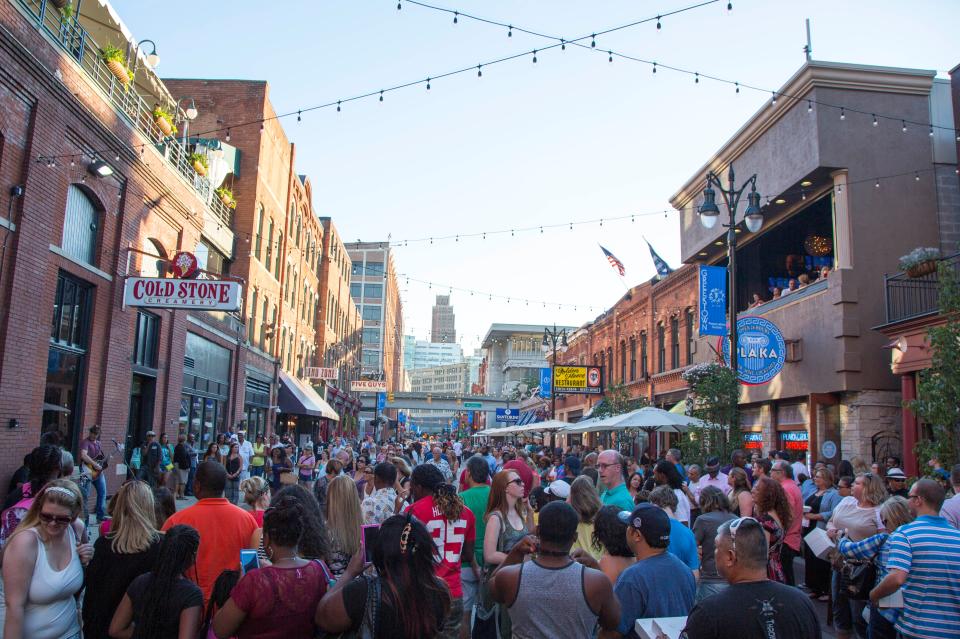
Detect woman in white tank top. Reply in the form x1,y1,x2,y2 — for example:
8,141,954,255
2,480,91,639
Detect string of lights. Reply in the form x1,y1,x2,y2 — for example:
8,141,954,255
31,0,957,170
399,0,960,139
390,165,947,310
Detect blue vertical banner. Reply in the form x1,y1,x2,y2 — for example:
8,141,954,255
698,265,728,337
539,367,552,398
376,392,385,411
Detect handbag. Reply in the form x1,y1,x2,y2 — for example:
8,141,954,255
472,512,509,639
319,574,380,639
840,558,877,600
280,470,298,485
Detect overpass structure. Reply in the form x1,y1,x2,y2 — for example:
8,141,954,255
381,392,512,413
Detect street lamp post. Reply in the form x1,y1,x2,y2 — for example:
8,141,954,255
697,164,763,380
542,325,568,420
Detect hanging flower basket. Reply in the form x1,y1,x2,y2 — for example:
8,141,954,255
899,247,941,278
100,45,133,87
215,187,237,209
152,107,177,137
907,260,938,278
189,153,208,176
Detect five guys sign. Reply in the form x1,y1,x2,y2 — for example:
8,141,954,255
125,250,242,311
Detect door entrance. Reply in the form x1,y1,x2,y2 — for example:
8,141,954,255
125,374,155,465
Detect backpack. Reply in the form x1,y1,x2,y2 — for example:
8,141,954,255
0,487,33,550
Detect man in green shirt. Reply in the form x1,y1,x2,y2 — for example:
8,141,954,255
459,454,491,636
598,450,635,511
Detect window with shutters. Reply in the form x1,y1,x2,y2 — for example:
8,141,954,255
133,311,159,368
619,341,626,383
265,219,274,274
254,205,264,261
686,309,695,365
657,324,666,373
629,337,636,381
274,232,283,279
248,290,258,345
61,185,100,265
671,316,680,369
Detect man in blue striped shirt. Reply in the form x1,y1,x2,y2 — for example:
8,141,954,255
870,478,960,639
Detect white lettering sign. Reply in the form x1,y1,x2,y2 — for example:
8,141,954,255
351,380,387,392
123,277,242,311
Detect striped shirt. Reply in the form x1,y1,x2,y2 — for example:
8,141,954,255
885,515,960,639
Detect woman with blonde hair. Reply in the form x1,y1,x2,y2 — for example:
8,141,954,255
2,479,91,639
82,480,161,638
828,472,888,639
838,496,913,639
568,475,602,560
241,475,271,528
324,475,362,578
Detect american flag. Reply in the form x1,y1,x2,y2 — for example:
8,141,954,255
599,245,625,276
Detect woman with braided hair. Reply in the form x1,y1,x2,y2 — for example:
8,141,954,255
109,524,203,639
408,464,476,639
316,513,450,638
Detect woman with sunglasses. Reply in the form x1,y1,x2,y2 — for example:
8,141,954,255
2,479,91,639
836,496,913,639
827,472,888,639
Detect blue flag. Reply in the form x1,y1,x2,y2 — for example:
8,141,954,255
645,239,673,278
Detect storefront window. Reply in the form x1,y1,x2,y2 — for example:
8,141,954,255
43,272,90,449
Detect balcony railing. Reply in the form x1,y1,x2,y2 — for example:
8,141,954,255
884,253,960,324
17,0,233,228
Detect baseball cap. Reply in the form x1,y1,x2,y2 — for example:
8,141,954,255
145,430,156,437
885,467,906,480
545,480,571,499
564,455,582,476
618,503,671,548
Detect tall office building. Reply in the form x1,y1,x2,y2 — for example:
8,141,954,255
402,336,463,371
345,242,404,393
431,295,456,343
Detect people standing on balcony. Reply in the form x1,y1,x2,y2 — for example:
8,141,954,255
748,293,764,308
781,279,800,296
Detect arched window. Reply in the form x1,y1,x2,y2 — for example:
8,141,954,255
657,324,666,373
62,185,100,265
265,219,274,274
274,232,283,279
248,289,258,345
619,340,627,383
140,238,166,277
254,205,264,261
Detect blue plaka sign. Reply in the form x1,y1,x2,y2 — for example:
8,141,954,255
721,316,786,385
539,367,552,399
699,265,728,337
496,408,520,423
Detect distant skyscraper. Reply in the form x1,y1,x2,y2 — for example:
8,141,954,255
431,295,456,344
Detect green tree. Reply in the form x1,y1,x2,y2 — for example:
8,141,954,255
909,261,960,469
592,382,648,420
680,362,742,465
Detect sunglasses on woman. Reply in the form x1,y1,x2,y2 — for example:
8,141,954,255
508,478,524,487
40,512,73,525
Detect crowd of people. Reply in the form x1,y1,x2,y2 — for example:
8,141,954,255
2,429,960,639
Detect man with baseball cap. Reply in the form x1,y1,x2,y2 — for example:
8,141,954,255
613,503,695,635
544,479,570,500
885,467,909,498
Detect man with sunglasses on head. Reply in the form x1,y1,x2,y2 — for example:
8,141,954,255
682,517,821,639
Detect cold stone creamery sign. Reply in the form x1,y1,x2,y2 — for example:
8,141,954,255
123,277,242,311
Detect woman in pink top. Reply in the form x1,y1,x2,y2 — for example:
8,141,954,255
213,496,328,638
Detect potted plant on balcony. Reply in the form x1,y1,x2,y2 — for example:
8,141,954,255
899,247,941,278
189,152,208,176
51,0,73,20
215,186,237,209
151,106,177,137
100,45,133,87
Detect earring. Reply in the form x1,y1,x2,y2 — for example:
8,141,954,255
266,544,274,560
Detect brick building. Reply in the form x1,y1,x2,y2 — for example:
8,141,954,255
0,0,353,489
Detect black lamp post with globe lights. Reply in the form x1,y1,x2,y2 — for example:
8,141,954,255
542,325,568,419
697,165,763,379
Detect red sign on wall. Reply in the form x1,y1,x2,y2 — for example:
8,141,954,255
170,251,199,279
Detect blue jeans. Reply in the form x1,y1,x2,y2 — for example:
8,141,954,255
186,465,197,496
250,465,265,477
90,472,106,521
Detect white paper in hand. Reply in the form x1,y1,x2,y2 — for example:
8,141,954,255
804,526,835,559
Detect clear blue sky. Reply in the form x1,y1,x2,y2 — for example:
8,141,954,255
114,0,959,354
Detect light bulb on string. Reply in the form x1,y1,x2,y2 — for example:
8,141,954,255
840,108,845,121
379,91,384,102
915,172,920,181
426,78,431,90
652,62,657,74
902,121,907,133
297,111,301,122
591,34,596,47
656,16,661,29
807,101,813,113
875,179,880,188
735,82,739,94
771,92,777,106
608,51,613,63
929,125,934,137
507,25,512,37
695,73,699,84
872,114,878,127
477,65,482,77
727,2,733,10
336,101,341,112
453,11,458,23
397,1,401,9
115,152,120,161
532,50,537,63
561,39,565,51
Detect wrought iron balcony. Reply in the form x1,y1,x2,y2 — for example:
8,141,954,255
17,0,233,228
884,253,960,324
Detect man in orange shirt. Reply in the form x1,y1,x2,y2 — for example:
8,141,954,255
161,460,259,599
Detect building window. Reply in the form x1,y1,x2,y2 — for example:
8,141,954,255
670,316,680,370
195,240,228,277
640,332,648,377
364,284,383,299
363,327,381,344
619,341,626,383
265,219,274,274
686,309,695,365
133,311,159,368
274,232,283,280
657,324,666,373
44,271,91,449
254,205,263,261
61,185,100,265
362,305,381,321
629,337,636,381
606,347,613,386
364,261,384,276
350,283,362,300
248,290,258,344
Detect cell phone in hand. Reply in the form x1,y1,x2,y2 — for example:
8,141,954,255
361,524,380,563
240,549,259,575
